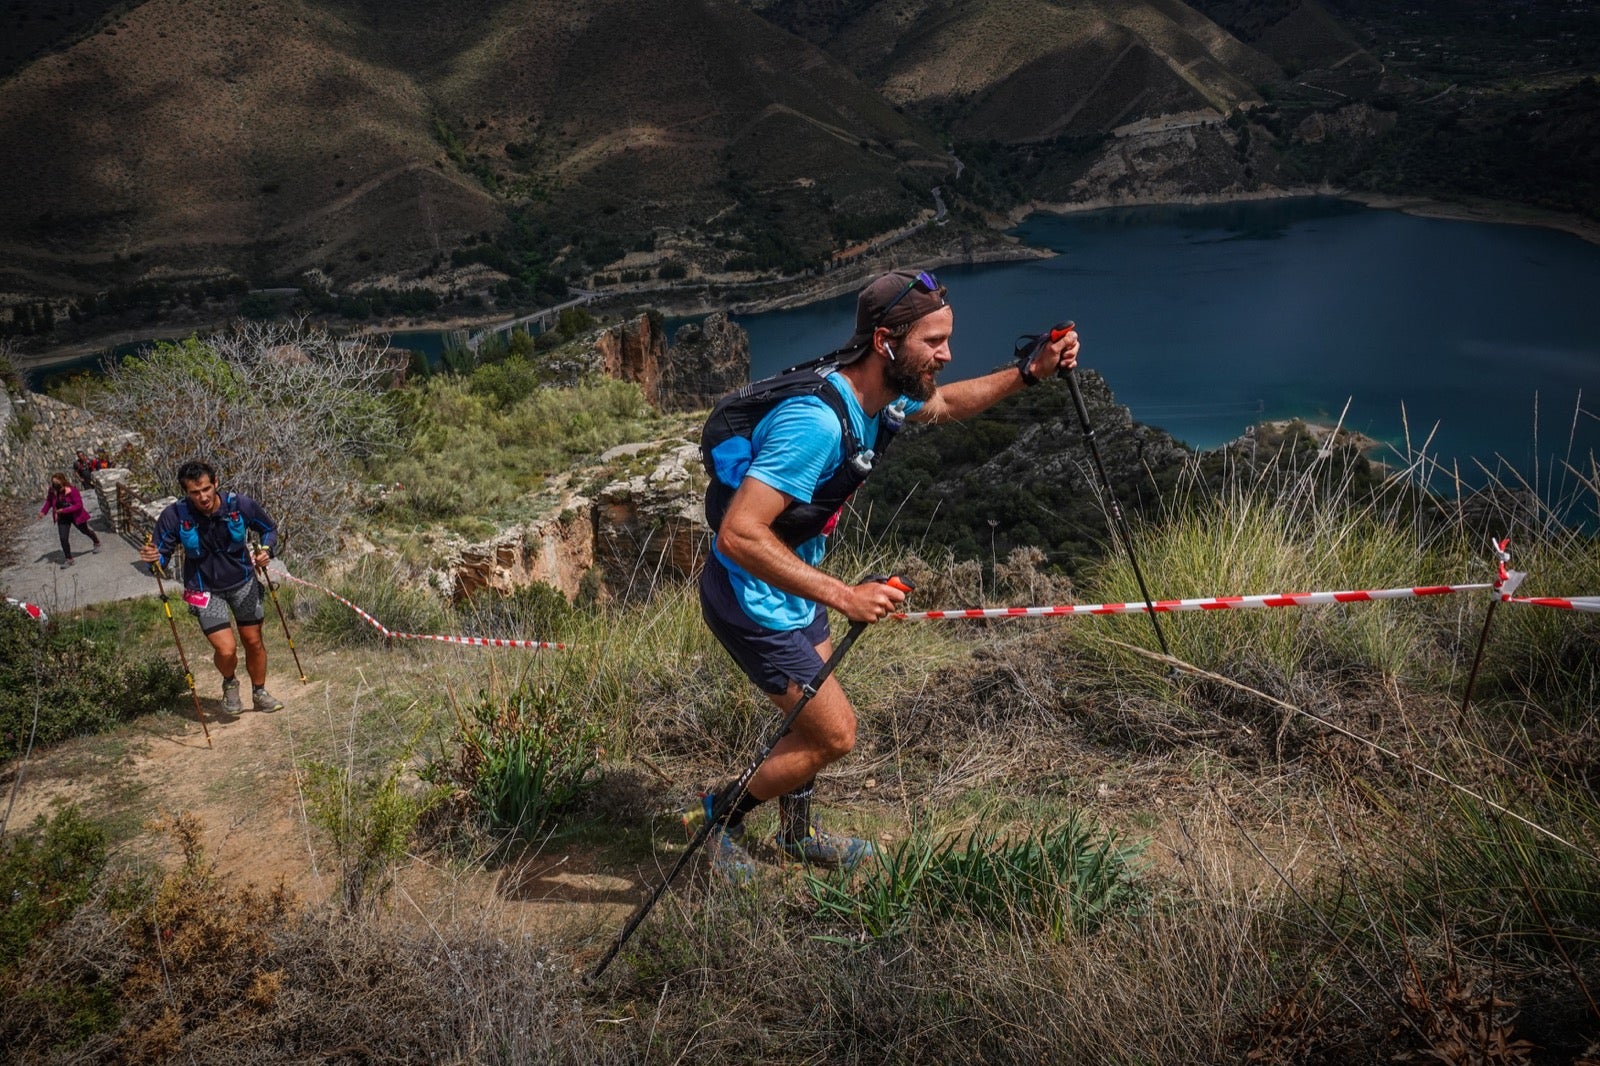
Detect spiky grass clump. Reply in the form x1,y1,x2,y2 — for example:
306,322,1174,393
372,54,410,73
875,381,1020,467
301,554,452,647
1077,451,1480,690
809,811,1148,943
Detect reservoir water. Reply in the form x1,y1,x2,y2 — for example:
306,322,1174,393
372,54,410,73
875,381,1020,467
734,198,1600,497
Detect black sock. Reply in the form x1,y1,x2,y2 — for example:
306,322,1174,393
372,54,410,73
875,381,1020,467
778,779,816,843
712,782,764,830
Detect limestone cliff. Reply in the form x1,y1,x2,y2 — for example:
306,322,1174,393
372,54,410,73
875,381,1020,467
592,314,664,404
592,312,750,413
660,313,750,412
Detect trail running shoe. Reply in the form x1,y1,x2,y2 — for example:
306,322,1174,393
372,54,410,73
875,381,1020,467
706,823,755,885
221,677,242,713
777,824,877,871
252,686,284,712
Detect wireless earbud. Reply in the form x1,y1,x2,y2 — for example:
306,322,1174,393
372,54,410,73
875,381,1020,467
883,342,896,361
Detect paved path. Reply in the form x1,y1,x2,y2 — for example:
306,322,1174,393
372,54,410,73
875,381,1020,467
2,491,160,614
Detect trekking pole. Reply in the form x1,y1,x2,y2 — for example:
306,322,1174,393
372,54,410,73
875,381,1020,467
587,574,913,983
147,533,211,748
1033,322,1172,660
255,559,308,683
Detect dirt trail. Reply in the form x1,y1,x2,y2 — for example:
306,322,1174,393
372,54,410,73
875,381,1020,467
1,653,649,945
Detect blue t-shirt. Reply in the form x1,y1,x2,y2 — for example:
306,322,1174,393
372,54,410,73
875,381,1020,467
713,372,922,630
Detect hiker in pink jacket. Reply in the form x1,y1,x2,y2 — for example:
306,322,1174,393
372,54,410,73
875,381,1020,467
38,472,102,567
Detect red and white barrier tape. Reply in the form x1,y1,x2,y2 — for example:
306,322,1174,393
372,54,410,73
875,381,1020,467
5,597,49,622
262,558,1593,648
894,582,1493,621
273,570,567,651
1504,595,1600,613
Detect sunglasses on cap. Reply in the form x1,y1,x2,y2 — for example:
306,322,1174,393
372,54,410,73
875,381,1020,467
872,270,940,331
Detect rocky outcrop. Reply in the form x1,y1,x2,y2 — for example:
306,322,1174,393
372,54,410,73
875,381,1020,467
593,313,663,402
1293,104,1396,145
591,440,710,604
444,439,711,606
592,312,750,413
452,505,595,602
660,313,749,412
1063,122,1263,203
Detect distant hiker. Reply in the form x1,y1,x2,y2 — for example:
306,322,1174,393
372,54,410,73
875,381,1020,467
137,460,285,714
38,472,101,567
692,269,1080,879
73,450,96,488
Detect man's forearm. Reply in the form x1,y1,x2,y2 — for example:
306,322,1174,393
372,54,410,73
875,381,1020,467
921,365,1027,423
718,525,853,613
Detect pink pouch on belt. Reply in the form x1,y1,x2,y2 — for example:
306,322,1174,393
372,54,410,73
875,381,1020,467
182,590,212,610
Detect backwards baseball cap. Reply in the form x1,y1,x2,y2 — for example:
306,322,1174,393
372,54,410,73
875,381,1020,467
833,270,949,364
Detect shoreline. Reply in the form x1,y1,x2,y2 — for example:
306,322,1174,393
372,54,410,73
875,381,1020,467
14,187,1597,375
1012,184,1600,248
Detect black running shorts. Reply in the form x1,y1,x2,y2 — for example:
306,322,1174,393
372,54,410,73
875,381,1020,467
700,552,830,695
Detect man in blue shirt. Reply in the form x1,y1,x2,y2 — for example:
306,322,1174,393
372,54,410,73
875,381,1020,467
138,460,284,715
697,269,1080,877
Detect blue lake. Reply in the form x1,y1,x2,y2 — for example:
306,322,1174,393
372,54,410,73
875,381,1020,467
733,198,1600,497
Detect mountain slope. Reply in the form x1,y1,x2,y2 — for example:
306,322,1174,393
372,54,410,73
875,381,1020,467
742,0,1282,140
0,0,1396,304
0,0,948,293
0,0,503,291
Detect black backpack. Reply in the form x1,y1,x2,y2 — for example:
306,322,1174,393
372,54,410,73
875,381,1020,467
701,364,904,547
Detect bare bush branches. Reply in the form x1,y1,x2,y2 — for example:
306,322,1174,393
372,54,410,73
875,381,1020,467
96,319,402,559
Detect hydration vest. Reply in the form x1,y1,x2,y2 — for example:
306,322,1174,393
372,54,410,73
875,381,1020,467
701,365,904,548
176,493,250,586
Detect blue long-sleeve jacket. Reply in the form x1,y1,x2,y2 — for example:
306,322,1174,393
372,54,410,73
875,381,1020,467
151,492,278,592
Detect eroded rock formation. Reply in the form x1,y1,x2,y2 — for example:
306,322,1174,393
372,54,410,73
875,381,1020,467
593,312,749,413
591,441,710,604
452,506,595,602
660,312,750,412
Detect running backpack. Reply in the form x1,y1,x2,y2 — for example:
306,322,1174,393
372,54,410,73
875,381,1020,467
176,493,249,561
701,365,904,547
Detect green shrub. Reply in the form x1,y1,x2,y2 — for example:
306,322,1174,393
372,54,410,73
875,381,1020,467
1358,785,1600,964
810,813,1148,944
0,609,187,758
374,374,665,524
428,677,604,839
0,807,108,972
301,754,441,912
457,581,576,643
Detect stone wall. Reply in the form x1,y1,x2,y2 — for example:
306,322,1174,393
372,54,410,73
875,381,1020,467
0,389,141,499
87,465,174,546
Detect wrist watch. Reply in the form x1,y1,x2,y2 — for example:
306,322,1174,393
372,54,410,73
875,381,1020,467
1018,363,1040,387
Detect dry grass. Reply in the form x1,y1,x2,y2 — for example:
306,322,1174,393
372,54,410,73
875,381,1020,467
5,432,1599,1061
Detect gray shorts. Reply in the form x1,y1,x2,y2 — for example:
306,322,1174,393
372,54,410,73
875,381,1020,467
186,580,264,634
